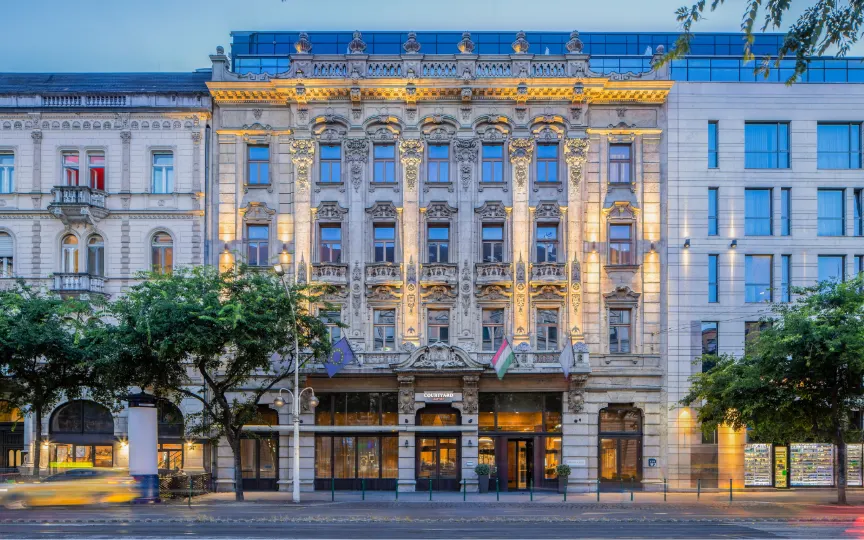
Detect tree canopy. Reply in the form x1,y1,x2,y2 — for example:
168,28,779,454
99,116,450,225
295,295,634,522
668,0,864,83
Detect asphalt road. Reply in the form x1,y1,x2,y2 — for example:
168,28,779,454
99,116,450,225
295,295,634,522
0,520,857,539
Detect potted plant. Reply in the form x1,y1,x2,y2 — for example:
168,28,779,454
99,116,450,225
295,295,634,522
474,464,491,493
556,464,572,494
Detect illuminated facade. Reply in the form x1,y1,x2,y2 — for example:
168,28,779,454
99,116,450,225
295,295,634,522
207,31,671,492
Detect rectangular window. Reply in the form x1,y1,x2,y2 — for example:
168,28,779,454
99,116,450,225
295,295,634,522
536,224,559,263
373,144,396,183
427,144,450,183
608,224,633,265
246,225,269,266
536,309,559,350
701,321,718,356
817,123,861,169
745,321,771,355
818,189,845,236
481,144,504,183
708,254,719,303
62,151,80,186
745,122,789,169
856,189,864,237
780,188,791,236
708,121,718,168
320,311,341,342
609,309,631,354
427,309,450,344
781,255,791,303
427,225,450,263
319,224,342,263
152,152,174,194
708,188,718,236
88,152,105,191
818,255,845,283
856,255,864,275
536,143,559,183
745,189,773,236
482,308,504,351
247,145,270,185
482,224,504,263
319,144,341,183
373,309,396,351
745,255,773,303
0,153,14,193
609,144,632,183
0,232,13,277
373,225,395,263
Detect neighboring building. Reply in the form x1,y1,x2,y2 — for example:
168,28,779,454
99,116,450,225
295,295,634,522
0,72,212,474
207,30,671,493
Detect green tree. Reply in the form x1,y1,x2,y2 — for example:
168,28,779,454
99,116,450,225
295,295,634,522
667,1,864,83
100,265,331,501
683,275,864,504
0,282,101,477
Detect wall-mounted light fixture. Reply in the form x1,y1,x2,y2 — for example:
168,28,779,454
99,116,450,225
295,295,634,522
467,439,473,447
649,242,657,253
590,241,598,253
683,239,690,249
404,439,409,448
730,239,738,249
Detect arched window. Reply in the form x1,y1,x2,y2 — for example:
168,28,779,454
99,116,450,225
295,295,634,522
151,233,173,274
50,400,114,435
0,232,12,277
87,235,104,276
61,235,79,273
157,400,184,438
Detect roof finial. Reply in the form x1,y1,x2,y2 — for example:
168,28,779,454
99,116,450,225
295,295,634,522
294,32,312,54
403,31,421,54
348,31,367,54
512,31,530,54
457,32,475,54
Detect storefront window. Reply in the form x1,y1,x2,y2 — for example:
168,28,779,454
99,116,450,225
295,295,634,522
478,436,495,468
158,443,183,471
599,407,642,433
545,436,562,479
50,444,113,471
315,435,398,481
334,436,356,478
316,393,398,426
478,394,495,430
477,393,563,433
418,412,458,426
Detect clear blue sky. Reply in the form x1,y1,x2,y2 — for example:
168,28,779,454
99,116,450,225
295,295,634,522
0,0,831,72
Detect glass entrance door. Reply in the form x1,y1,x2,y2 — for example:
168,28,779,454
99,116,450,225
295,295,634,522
507,439,534,490
416,436,459,491
599,437,642,489
240,434,278,491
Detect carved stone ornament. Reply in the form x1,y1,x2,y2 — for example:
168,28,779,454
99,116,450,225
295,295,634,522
454,138,479,191
462,375,479,414
511,31,530,54
476,285,511,301
351,262,363,317
460,260,472,316
392,342,485,372
475,201,507,220
297,256,307,284
407,256,417,285
508,139,534,190
563,138,589,189
290,139,315,194
421,285,458,303
316,202,348,221
516,254,526,284
457,32,475,54
565,30,584,54
605,201,639,220
398,375,415,414
531,285,565,300
568,374,589,413
399,139,423,191
294,32,313,54
425,202,457,220
344,138,370,191
403,31,421,54
604,285,641,306
571,256,581,283
366,201,398,219
534,202,561,220
348,31,367,54
366,285,401,301
242,201,276,222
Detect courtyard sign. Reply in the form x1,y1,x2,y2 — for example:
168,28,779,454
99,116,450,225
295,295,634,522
423,391,455,403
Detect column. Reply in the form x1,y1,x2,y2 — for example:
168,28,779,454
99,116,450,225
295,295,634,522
290,139,315,282
397,375,416,491
345,137,369,338
509,138,534,344
127,394,159,502
399,139,423,347
564,138,589,341
461,375,480,492
120,131,132,192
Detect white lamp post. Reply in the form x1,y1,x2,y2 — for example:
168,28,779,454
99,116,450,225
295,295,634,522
272,262,318,503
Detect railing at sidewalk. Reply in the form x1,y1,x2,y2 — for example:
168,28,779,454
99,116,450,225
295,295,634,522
158,472,212,500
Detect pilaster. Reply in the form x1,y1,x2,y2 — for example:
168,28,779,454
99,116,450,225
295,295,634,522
290,139,314,279
509,138,534,344
399,139,423,346
564,138,589,340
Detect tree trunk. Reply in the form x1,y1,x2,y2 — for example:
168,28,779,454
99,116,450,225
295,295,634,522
32,405,42,479
228,435,244,502
836,433,847,505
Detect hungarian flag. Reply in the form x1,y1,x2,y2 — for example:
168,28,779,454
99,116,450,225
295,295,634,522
491,338,515,380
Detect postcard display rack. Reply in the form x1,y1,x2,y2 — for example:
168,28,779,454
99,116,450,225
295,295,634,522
744,444,773,487
790,443,834,487
848,444,863,487
774,446,788,488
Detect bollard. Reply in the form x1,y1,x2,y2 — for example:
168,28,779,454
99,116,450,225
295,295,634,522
331,477,335,502
596,479,600,502
496,477,500,502
630,477,634,501
697,478,701,501
620,477,624,493
463,479,466,501
530,478,533,502
188,475,192,508
429,479,433,501
563,480,567,502
395,480,399,501
663,478,667,502
362,479,365,501
729,478,733,502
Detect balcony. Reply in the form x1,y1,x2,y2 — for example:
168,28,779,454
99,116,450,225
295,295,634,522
530,262,567,284
52,273,106,296
419,263,458,286
310,263,348,286
48,186,109,224
365,262,402,286
475,262,512,286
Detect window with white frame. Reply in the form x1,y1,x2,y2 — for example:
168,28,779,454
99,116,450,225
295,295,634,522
319,224,342,263
0,232,12,277
152,152,174,194
61,235,79,273
246,224,269,266
87,235,104,277
609,144,632,184
536,224,559,263
608,224,633,265
427,309,450,344
151,233,173,274
536,309,559,350
608,309,631,354
88,152,105,190
373,309,396,350
482,308,504,351
62,151,80,186
0,153,14,193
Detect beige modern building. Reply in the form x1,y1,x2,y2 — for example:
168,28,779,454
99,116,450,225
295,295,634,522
207,30,671,493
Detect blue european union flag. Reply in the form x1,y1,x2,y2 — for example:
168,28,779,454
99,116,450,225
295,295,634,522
324,337,355,378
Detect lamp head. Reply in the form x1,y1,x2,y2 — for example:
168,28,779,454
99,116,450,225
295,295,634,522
273,396,286,408
273,263,285,276
309,395,319,409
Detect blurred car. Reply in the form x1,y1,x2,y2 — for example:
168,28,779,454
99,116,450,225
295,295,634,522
0,468,138,509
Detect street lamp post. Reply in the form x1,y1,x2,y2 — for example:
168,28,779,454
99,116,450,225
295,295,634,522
272,263,319,503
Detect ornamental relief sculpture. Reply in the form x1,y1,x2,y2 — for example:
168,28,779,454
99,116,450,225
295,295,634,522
344,137,370,191
563,138,589,189
454,138,479,192
399,138,424,191
289,139,315,193
508,138,534,191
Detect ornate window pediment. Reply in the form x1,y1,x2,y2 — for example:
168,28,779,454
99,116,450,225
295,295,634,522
421,117,457,142
424,201,457,221
475,201,507,220
366,201,399,220
316,201,348,222
603,285,640,307
534,202,562,220
603,201,639,220
475,284,512,301
391,342,485,372
241,201,276,223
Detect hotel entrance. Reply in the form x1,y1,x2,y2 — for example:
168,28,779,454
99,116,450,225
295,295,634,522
415,405,461,491
507,439,534,490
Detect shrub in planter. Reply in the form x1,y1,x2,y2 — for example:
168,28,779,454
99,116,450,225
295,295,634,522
474,463,491,493
556,464,572,493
